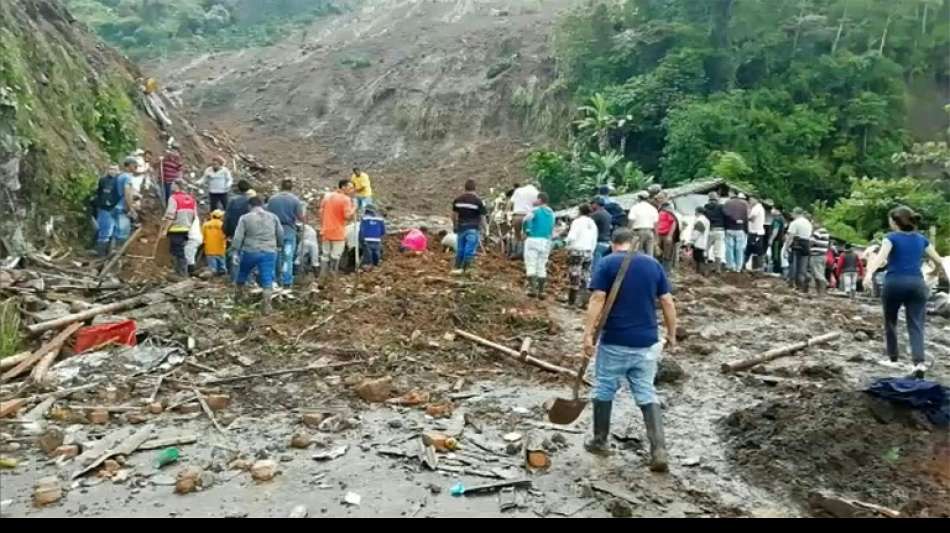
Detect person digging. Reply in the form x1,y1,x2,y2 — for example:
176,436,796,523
582,229,678,472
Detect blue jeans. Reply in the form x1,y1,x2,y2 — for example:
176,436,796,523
236,251,277,288
207,255,227,274
882,275,929,364
362,241,382,266
356,196,373,214
725,230,747,272
591,242,610,277
278,230,297,286
163,182,173,202
592,342,661,406
455,229,480,269
96,208,131,244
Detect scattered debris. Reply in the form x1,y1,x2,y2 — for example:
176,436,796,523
32,476,62,507
343,491,362,506
250,460,277,482
312,445,348,461
175,466,204,495
355,376,393,403
808,490,901,518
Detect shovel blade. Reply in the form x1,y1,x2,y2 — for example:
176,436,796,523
546,397,587,425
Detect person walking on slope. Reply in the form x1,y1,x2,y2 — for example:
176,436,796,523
319,179,356,277
745,197,766,270
565,204,599,307
451,179,487,274
656,196,679,272
233,195,283,313
522,193,556,299
690,206,710,275
704,192,727,273
835,243,864,298
722,192,749,272
864,206,945,379
351,166,373,214
582,228,677,472
201,210,228,275
200,156,233,212
160,181,198,278
359,207,386,269
93,162,135,257
627,192,659,256
159,142,184,204
224,180,256,281
784,208,813,291
509,182,539,259
267,179,306,288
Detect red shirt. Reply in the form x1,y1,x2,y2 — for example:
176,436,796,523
161,152,183,183
657,210,677,237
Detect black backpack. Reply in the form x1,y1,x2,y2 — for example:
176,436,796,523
95,175,121,210
604,202,627,229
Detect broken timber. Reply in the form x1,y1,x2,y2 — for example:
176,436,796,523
721,331,841,373
454,329,591,384
808,490,900,518
98,227,143,280
1,322,83,383
72,425,154,480
26,280,195,336
201,360,360,385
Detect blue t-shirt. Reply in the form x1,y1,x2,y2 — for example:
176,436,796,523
115,173,132,212
266,192,304,230
589,252,671,348
886,231,929,277
524,205,555,239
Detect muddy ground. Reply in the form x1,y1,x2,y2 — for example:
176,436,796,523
2,241,949,518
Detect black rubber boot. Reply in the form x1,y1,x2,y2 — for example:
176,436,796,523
584,400,612,455
95,241,110,258
526,277,537,298
537,278,547,300
567,288,577,306
641,403,669,472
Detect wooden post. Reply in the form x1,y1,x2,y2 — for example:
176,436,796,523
721,331,841,373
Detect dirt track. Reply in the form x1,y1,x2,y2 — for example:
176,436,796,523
2,238,948,518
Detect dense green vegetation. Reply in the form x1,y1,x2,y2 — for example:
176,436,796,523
65,0,346,59
529,0,950,250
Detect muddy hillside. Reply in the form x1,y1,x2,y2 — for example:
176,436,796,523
157,0,574,215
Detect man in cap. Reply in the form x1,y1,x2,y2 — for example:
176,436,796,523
704,191,727,272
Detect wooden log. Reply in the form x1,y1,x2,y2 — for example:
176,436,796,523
808,490,900,518
0,398,26,418
721,331,841,373
30,322,84,383
0,351,32,372
201,360,361,386
1,322,82,383
524,431,550,470
138,434,198,451
26,280,194,336
454,329,587,382
519,337,532,362
98,227,143,280
192,388,226,435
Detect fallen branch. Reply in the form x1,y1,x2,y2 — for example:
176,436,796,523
193,334,252,358
0,351,32,372
454,329,590,384
98,227,144,280
721,331,841,373
293,292,383,345
30,322,84,384
26,280,194,336
14,381,102,405
808,490,900,518
201,360,361,386
138,434,198,451
1,322,82,383
192,388,227,435
591,481,641,505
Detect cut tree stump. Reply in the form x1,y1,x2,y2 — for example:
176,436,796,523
721,331,841,373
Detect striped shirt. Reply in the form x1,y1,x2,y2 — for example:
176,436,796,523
160,152,183,183
810,226,830,256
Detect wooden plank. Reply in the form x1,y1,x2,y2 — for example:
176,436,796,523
721,332,841,373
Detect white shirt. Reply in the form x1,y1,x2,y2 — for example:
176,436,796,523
748,203,766,235
201,166,233,194
691,215,710,250
510,185,539,215
566,215,598,253
627,201,659,230
442,233,458,251
786,216,813,240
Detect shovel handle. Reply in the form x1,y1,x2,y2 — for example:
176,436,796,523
572,251,638,399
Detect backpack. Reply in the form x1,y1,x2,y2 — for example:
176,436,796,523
95,175,121,210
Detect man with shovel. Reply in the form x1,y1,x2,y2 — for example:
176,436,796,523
581,228,677,472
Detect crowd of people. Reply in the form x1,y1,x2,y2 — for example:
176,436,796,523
90,146,944,467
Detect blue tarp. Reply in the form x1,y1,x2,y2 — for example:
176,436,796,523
865,378,950,428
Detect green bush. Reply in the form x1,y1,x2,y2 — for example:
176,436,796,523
0,298,20,359
92,82,138,160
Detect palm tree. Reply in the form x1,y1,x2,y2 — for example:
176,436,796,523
575,93,614,154
581,151,624,187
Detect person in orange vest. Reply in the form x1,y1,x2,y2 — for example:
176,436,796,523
202,210,228,276
160,181,198,278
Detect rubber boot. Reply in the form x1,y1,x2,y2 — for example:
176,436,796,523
577,288,590,309
234,285,245,304
95,241,110,258
567,288,578,306
261,288,273,314
319,261,329,279
178,257,190,277
641,403,669,472
526,277,538,298
584,400,612,455
537,278,547,300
